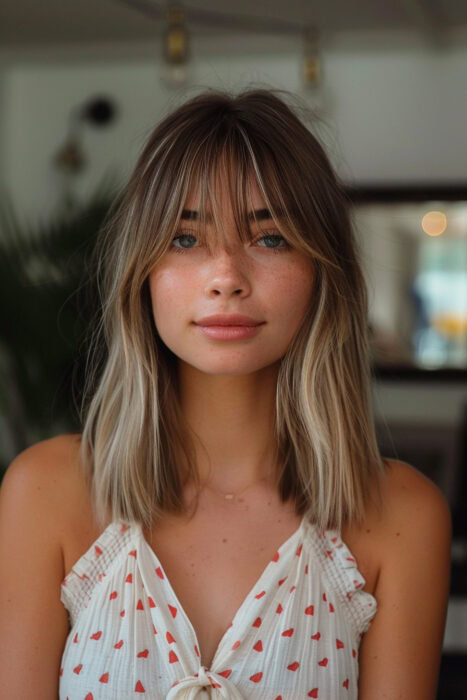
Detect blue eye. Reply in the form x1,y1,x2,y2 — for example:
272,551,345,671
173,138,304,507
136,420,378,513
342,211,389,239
170,231,290,254
256,233,290,251
171,233,197,251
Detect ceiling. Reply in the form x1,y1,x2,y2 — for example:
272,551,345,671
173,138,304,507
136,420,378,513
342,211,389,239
1,0,467,47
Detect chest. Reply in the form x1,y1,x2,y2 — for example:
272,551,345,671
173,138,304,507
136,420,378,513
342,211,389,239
142,516,380,670
63,502,381,672
143,507,305,669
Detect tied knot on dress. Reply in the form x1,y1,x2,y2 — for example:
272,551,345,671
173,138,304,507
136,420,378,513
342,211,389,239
165,665,245,699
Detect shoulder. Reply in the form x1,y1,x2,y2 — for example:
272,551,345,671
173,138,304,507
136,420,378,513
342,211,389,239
2,433,82,489
372,457,452,576
357,460,452,696
380,457,452,537
5,432,82,473
0,434,81,694
1,433,84,534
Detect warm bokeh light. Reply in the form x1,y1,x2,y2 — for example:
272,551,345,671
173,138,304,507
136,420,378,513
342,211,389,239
422,210,447,236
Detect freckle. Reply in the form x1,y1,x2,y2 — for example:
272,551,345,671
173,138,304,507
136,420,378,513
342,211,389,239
366,529,371,533
396,532,400,536
222,538,228,543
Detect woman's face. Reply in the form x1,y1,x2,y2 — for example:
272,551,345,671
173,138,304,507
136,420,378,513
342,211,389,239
148,176,315,376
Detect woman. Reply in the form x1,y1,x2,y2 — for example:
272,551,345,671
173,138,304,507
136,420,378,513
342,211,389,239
0,87,451,698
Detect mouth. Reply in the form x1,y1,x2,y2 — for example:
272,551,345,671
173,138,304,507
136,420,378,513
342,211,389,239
194,323,264,340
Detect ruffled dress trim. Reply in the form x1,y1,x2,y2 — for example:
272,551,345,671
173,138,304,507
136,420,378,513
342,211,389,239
60,520,135,626
310,522,378,640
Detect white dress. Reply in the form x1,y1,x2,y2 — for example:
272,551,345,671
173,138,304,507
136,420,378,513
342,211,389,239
59,514,377,699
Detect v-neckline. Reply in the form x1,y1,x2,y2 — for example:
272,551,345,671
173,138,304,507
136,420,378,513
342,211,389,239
135,513,308,670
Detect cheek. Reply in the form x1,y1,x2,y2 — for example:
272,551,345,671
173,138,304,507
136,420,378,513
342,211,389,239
148,267,190,320
269,262,314,321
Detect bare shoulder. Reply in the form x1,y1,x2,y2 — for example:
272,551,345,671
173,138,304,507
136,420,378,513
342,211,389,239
357,458,452,698
1,433,85,545
4,432,82,479
367,457,452,577
379,457,452,537
3,432,83,490
0,433,83,697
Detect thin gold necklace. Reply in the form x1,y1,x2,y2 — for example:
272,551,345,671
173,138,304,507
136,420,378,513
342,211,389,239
203,475,270,502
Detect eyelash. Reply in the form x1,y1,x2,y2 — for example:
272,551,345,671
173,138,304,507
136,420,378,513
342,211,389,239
170,231,290,254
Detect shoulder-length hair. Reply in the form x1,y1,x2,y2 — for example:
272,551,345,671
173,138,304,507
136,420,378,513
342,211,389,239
79,86,387,534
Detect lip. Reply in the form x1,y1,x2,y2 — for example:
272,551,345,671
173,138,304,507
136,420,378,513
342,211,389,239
195,314,264,327
196,324,263,340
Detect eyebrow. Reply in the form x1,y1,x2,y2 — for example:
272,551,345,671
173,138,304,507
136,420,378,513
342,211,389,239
180,208,279,223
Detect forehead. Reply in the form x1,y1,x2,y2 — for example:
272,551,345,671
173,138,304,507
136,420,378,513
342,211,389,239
183,173,265,209
181,171,278,226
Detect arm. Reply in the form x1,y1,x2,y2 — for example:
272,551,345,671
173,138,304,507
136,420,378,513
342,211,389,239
0,439,71,698
358,460,452,699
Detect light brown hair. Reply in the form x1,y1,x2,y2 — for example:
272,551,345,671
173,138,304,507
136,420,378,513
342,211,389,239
79,86,387,534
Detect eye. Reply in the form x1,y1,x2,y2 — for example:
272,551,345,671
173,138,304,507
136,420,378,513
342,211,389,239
171,232,198,252
170,230,291,254
253,232,290,252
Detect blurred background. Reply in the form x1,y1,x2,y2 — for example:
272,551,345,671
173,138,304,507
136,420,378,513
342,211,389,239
0,1,466,696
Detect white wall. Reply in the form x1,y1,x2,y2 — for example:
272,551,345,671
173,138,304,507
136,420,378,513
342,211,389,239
1,31,467,227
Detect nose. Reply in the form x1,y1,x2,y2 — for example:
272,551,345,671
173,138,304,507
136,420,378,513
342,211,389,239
204,247,250,298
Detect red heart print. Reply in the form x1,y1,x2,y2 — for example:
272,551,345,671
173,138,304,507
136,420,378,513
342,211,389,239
305,605,314,615
219,669,232,678
318,657,328,667
309,690,319,698
250,672,263,683
287,661,299,671
99,673,109,683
